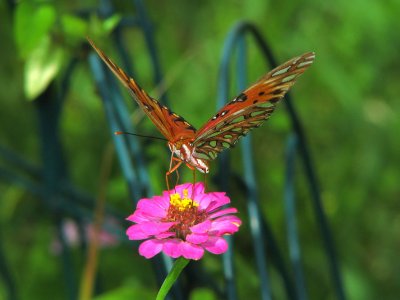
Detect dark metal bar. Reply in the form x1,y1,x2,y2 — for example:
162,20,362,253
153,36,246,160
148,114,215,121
284,134,308,300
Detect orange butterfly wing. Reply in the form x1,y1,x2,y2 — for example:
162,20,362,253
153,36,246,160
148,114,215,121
192,52,315,161
88,38,196,142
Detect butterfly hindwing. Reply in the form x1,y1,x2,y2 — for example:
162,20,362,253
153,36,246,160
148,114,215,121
88,38,196,141
192,52,315,160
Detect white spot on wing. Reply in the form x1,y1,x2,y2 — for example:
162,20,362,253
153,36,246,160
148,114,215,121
272,66,290,77
282,74,297,83
298,60,313,68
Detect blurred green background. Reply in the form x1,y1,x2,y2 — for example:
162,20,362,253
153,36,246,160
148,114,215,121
1,0,399,299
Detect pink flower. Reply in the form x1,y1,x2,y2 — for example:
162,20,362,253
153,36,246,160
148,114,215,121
50,218,120,255
126,182,241,260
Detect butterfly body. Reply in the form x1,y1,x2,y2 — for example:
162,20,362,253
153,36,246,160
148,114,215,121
168,140,209,173
88,38,314,175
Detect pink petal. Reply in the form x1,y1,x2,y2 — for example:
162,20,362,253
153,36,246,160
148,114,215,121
127,195,171,223
181,242,204,260
139,239,163,258
202,237,228,254
151,195,171,209
137,195,169,209
126,211,146,223
186,233,209,244
210,217,241,235
190,220,211,233
209,207,238,219
126,222,175,240
127,209,159,223
191,182,205,198
201,200,218,211
155,232,176,239
162,190,172,198
213,223,240,235
140,222,176,235
215,215,242,225
135,199,167,218
175,183,195,197
194,194,211,209
126,224,151,240
205,193,230,211
163,239,183,258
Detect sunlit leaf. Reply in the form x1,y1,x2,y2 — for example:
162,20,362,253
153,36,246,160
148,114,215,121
24,37,65,100
88,14,121,38
14,2,56,59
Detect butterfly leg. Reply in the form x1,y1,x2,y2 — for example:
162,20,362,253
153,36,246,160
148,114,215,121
166,155,183,190
189,168,196,196
174,167,180,188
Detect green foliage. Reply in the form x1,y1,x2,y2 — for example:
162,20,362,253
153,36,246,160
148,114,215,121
14,2,56,59
24,35,66,100
93,278,155,300
13,0,121,100
190,288,218,300
61,14,88,41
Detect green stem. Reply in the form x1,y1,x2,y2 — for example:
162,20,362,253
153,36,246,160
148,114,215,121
156,257,190,300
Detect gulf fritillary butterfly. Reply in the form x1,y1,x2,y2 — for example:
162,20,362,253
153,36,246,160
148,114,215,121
88,38,314,176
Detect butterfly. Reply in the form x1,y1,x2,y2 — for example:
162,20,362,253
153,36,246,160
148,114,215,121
88,38,314,176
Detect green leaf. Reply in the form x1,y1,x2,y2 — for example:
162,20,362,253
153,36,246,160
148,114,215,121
88,14,122,38
14,2,57,59
61,14,88,39
24,36,65,100
102,14,122,34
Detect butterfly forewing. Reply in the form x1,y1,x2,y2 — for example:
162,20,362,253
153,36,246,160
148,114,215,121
89,37,314,173
192,52,315,161
88,38,196,141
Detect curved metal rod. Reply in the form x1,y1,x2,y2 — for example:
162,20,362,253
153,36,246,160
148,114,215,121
218,20,345,300
285,134,308,300
217,22,273,300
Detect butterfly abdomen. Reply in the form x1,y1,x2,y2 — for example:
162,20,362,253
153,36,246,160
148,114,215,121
169,141,209,173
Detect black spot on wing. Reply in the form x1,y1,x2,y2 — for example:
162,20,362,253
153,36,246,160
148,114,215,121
236,93,247,102
272,89,282,95
269,97,280,104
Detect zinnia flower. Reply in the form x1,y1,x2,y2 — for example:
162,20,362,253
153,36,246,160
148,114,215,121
126,182,241,260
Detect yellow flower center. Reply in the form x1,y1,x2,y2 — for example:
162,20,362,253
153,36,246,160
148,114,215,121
164,189,206,240
169,189,199,211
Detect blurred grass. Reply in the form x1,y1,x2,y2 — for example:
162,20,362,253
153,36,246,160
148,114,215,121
1,0,399,299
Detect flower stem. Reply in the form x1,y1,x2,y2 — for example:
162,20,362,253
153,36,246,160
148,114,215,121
156,257,190,300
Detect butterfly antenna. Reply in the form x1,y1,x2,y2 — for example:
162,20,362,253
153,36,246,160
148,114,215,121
114,131,167,142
